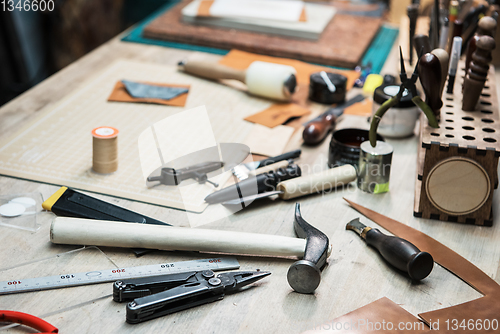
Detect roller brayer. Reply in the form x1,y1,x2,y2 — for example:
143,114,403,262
178,60,297,101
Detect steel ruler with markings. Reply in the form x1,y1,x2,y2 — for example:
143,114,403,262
0,257,239,295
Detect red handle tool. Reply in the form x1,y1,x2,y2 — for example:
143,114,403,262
0,310,58,333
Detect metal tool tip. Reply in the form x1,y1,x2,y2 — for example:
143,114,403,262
345,218,360,230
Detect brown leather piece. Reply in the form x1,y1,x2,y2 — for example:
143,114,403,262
244,103,310,128
343,98,373,116
302,297,430,334
419,295,500,333
343,198,500,334
107,81,190,107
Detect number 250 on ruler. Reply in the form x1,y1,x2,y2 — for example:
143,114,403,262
0,257,240,295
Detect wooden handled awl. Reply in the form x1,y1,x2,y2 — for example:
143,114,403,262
179,60,296,101
418,52,443,116
431,48,449,99
346,218,434,280
407,4,419,65
413,34,431,55
302,94,364,145
464,16,497,75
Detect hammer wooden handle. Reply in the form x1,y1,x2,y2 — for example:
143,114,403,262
50,218,306,258
181,60,246,83
277,165,357,200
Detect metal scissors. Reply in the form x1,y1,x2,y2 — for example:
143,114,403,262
113,270,270,324
369,47,439,147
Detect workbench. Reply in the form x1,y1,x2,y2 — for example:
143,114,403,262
0,21,500,334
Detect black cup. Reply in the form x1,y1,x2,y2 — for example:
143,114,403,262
328,128,384,168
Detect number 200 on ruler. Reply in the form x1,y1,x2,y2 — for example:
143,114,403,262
0,257,240,295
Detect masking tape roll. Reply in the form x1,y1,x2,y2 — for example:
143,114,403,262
92,126,119,174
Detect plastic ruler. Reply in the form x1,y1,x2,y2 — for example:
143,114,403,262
0,257,239,295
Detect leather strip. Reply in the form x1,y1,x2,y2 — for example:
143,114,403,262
302,297,430,333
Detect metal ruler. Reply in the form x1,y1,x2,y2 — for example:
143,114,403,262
0,257,239,295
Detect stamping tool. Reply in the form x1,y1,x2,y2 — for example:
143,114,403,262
113,270,270,324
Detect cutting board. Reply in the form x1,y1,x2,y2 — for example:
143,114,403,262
142,0,383,69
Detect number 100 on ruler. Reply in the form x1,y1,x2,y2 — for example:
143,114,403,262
0,257,240,295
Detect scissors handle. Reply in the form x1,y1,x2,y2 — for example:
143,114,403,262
369,95,399,147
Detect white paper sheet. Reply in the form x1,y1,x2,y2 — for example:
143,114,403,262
209,0,304,22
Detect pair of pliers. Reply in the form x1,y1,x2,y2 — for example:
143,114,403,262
113,270,271,324
369,47,439,147
0,311,58,333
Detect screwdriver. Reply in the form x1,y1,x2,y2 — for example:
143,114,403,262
346,218,434,280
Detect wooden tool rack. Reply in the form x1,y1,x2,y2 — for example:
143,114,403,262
414,61,500,226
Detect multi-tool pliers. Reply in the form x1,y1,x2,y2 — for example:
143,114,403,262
113,270,270,324
146,161,224,188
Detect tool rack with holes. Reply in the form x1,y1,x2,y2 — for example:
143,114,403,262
414,60,500,226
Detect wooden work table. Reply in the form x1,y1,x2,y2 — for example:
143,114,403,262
1,28,500,334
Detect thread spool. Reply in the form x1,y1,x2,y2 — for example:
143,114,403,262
92,126,119,174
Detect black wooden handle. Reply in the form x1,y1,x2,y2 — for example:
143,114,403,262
258,149,302,167
365,229,434,280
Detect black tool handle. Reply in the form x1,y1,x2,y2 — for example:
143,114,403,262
61,189,168,226
418,53,443,116
365,228,434,280
302,94,364,145
126,280,224,324
257,149,301,167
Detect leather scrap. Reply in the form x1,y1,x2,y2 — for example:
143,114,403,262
244,103,311,128
121,80,189,100
107,81,190,107
302,297,430,333
343,98,373,116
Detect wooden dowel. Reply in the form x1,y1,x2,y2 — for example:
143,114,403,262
50,218,307,258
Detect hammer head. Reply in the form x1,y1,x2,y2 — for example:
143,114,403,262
287,203,331,294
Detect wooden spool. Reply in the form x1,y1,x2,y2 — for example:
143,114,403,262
414,60,500,226
92,126,119,174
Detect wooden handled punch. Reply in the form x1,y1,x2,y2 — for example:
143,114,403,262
464,16,497,75
50,203,331,294
418,52,443,116
413,34,431,55
179,60,297,101
302,94,364,145
463,35,496,111
346,218,434,280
